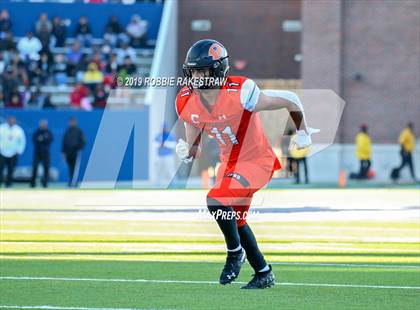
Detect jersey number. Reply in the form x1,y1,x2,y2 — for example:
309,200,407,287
210,126,239,145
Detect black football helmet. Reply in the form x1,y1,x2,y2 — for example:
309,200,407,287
183,39,229,89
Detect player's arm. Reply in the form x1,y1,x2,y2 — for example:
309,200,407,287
240,80,319,149
255,91,320,149
254,91,308,132
176,122,202,163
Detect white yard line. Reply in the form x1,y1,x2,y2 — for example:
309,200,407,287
0,276,419,290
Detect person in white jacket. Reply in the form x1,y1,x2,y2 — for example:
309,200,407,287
0,116,26,187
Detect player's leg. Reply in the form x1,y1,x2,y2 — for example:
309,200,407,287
30,153,40,187
407,152,416,181
42,154,50,188
206,196,241,252
207,168,249,285
231,161,277,289
234,205,275,289
6,155,16,187
239,224,275,289
207,195,246,285
238,223,267,272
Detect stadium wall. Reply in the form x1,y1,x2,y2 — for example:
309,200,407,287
1,109,149,185
307,144,420,184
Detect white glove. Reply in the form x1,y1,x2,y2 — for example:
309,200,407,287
176,139,193,163
291,127,320,150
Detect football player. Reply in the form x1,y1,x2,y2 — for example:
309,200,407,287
175,39,317,289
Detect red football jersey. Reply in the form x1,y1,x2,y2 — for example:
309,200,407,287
176,76,280,170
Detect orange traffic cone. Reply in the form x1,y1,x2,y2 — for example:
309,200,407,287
338,170,347,188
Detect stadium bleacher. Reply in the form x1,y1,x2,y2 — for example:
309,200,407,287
0,0,163,109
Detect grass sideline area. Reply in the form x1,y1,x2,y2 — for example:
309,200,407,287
0,189,419,309
1,259,419,310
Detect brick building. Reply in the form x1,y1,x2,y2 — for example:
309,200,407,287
302,0,420,143
178,0,301,79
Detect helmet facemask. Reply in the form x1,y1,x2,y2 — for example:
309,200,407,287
183,57,229,91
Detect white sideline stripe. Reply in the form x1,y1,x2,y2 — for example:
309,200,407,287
1,276,419,290
133,260,420,269
0,306,144,310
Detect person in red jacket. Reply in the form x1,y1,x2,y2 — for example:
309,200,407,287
70,83,89,108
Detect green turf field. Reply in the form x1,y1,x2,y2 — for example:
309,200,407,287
1,259,419,310
0,189,419,309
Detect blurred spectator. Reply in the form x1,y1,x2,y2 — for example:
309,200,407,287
27,87,45,107
17,32,42,61
31,119,53,188
83,62,104,89
6,93,23,108
101,39,112,55
104,15,128,47
42,94,56,109
91,52,105,71
11,52,29,86
350,124,372,180
35,13,52,52
75,16,92,47
118,55,136,76
75,54,90,82
116,42,136,65
0,9,12,39
2,66,19,103
103,73,116,89
51,17,67,48
93,84,108,109
37,52,51,84
26,58,40,85
67,41,83,77
70,82,89,108
105,53,119,74
35,13,52,35
52,53,68,86
0,31,15,52
37,25,53,55
126,14,148,48
0,52,5,74
0,116,26,188
62,117,85,187
393,123,417,182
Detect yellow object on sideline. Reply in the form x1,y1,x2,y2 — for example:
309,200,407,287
356,132,371,160
399,128,416,152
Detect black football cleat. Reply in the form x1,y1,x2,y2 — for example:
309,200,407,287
219,248,246,285
241,265,275,289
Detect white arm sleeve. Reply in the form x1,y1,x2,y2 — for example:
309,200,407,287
240,79,261,111
262,90,304,112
